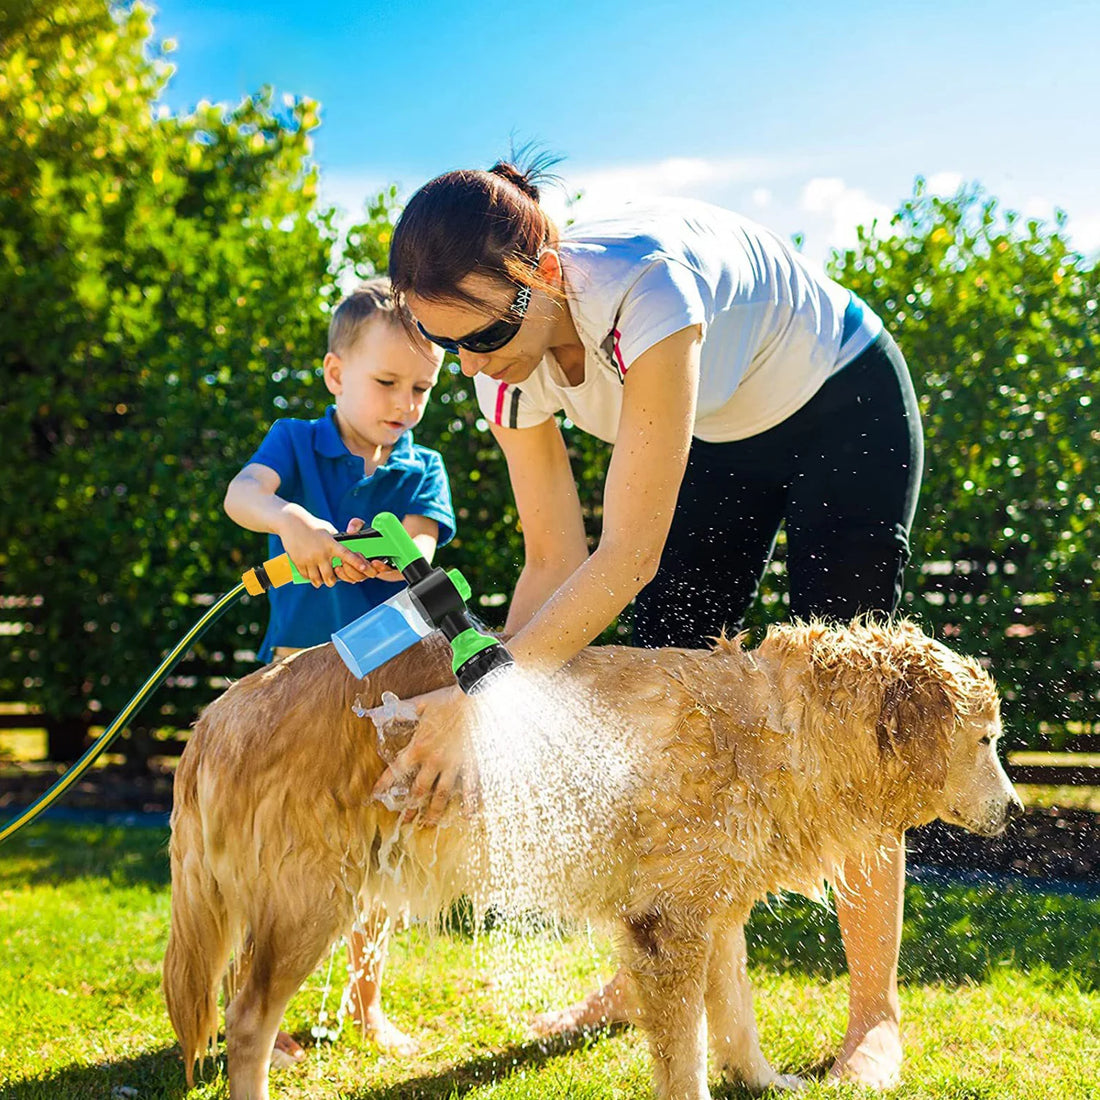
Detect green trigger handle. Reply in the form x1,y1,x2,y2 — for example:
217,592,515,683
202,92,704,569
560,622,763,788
289,512,424,582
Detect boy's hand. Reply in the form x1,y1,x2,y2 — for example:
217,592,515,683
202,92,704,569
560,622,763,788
365,559,406,582
279,507,373,587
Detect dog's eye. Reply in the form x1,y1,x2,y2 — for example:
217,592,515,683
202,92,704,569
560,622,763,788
979,734,993,745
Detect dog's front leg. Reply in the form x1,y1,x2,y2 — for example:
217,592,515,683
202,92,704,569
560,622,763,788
706,915,803,1094
622,908,712,1100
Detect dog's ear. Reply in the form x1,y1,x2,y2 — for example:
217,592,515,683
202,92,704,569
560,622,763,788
876,677,952,791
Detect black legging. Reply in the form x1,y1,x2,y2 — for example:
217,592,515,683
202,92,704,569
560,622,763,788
633,330,923,647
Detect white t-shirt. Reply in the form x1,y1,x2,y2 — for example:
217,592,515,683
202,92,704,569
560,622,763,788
474,198,882,444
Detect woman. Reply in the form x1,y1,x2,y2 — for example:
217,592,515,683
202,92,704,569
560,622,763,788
377,161,923,1088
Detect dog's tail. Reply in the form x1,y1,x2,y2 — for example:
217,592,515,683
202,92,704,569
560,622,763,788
162,744,232,1087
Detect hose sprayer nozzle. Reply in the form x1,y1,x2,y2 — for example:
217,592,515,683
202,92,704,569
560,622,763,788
454,641,516,695
242,512,517,693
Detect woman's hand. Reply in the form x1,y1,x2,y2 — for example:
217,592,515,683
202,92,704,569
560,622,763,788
342,516,405,582
371,684,475,826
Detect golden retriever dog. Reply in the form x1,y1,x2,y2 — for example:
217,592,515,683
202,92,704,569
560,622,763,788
163,619,1022,1100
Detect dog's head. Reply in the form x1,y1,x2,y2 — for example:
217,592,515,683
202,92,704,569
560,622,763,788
874,625,1023,837
933,688,1023,838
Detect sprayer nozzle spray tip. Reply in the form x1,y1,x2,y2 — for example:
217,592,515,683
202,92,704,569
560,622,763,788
455,644,516,695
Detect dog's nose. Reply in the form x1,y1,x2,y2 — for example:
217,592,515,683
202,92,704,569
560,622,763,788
1003,796,1025,826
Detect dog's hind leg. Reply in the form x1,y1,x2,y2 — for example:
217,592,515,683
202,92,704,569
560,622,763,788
622,908,712,1100
706,915,804,1094
224,890,350,1100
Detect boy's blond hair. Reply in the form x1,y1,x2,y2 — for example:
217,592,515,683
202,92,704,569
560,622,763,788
327,277,407,356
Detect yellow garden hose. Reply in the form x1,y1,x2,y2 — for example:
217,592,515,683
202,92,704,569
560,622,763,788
0,582,247,844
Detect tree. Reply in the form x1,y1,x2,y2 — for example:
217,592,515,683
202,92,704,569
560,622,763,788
828,182,1100,744
0,0,340,758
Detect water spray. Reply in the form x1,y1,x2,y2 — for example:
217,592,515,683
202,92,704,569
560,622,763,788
0,512,513,842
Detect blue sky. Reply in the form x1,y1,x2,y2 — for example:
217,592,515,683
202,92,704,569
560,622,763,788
153,0,1100,264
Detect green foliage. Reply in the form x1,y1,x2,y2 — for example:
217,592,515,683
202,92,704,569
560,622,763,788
341,183,401,279
0,0,342,753
828,181,1100,744
1,4,1096,760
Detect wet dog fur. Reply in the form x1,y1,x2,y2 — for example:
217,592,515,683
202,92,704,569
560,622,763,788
163,619,1022,1099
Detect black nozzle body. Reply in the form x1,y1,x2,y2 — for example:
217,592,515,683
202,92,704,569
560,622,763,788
403,562,476,642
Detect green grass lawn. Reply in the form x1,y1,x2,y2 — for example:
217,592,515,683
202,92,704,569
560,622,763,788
1,822,1098,1099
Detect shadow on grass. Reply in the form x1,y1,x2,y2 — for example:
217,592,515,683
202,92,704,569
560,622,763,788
0,1029,812,1100
342,1025,630,1100
1,1044,187,1100
709,1055,833,1099
747,879,1100,990
0,821,170,890
342,1026,830,1100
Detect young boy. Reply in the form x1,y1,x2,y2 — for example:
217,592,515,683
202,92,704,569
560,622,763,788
224,278,452,1064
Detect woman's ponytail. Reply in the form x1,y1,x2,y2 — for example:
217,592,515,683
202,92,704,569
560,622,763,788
488,161,541,203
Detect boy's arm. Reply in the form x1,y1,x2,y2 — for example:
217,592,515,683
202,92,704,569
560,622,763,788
225,462,302,533
224,463,373,587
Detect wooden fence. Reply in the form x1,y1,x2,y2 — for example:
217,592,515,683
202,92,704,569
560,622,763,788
1,700,1097,788
2,571,1097,784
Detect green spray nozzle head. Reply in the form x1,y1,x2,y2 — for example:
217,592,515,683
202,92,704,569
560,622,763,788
399,568,514,695
451,630,516,694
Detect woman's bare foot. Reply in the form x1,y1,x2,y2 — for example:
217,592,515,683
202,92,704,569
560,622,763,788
530,968,639,1037
269,1030,305,1069
828,1017,902,1090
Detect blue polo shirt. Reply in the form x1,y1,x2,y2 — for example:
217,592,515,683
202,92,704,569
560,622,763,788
248,405,455,662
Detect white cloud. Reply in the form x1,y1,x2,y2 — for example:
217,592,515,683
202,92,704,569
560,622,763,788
1068,212,1100,256
575,154,784,194
798,177,893,251
751,187,772,208
541,155,793,224
1022,195,1055,222
926,171,963,196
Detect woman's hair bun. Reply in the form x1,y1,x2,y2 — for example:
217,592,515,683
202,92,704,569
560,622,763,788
489,161,540,202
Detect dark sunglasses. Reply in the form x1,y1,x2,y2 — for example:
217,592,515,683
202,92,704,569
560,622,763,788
416,284,533,355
